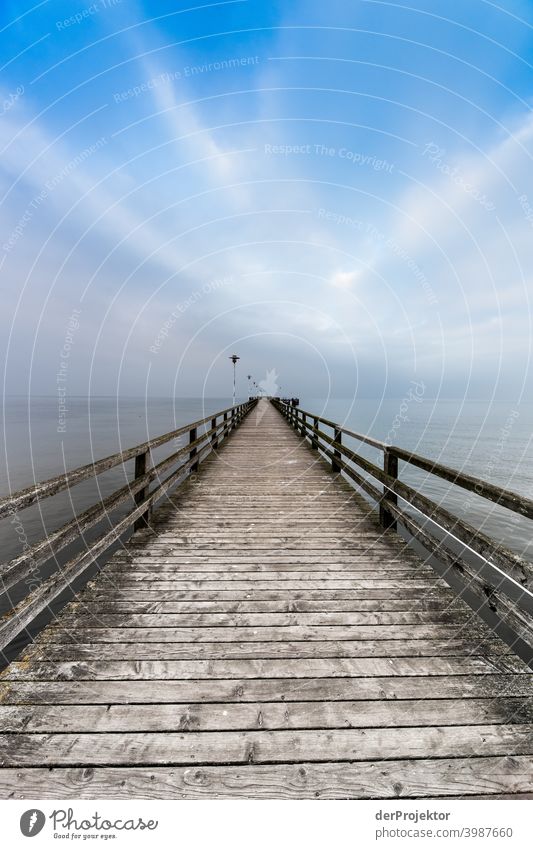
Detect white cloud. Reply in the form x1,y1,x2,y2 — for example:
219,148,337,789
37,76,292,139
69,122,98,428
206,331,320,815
329,269,362,290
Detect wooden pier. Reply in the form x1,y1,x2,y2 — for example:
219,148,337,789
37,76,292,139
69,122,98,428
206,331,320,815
1,398,533,799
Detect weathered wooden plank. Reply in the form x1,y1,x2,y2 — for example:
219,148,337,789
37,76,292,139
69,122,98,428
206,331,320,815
99,570,436,581
54,611,469,628
110,550,423,560
113,544,422,552
26,638,511,661
146,522,382,529
3,697,532,733
2,756,532,798
2,655,520,681
106,544,426,557
119,548,422,557
3,674,532,705
91,579,446,590
41,623,493,643
2,724,533,766
83,588,453,602
104,562,428,573
55,598,462,613
123,535,415,542
115,541,418,549
151,512,374,519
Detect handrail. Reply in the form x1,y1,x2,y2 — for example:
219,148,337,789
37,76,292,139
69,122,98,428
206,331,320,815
0,399,257,652
294,405,388,452
272,399,533,648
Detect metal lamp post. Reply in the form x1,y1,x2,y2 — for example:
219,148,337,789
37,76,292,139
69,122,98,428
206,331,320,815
229,354,240,406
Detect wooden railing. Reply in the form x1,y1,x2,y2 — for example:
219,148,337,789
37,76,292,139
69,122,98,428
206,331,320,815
0,399,257,652
272,399,533,648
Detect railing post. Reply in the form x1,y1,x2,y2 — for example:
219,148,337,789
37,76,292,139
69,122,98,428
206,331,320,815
133,450,150,530
312,416,318,450
332,428,342,473
223,411,228,438
231,408,236,431
211,417,218,449
300,412,306,437
189,426,198,473
379,449,398,531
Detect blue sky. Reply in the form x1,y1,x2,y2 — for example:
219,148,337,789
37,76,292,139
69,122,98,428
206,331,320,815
1,0,532,399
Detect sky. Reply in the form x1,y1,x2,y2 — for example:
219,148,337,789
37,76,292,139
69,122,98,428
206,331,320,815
1,0,533,400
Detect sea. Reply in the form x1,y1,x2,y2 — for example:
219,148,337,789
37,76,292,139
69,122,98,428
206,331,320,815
1,395,532,663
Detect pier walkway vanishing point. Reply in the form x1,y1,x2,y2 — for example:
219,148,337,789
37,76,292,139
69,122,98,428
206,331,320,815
0,398,533,799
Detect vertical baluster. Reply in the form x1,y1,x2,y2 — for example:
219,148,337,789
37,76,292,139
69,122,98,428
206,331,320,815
189,426,198,473
133,450,150,530
332,428,342,473
379,449,398,530
312,416,318,450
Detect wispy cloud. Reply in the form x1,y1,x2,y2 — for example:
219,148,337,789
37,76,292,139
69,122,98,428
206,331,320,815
1,0,532,398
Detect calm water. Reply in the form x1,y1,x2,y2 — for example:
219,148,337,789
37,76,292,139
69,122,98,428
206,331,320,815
1,395,532,663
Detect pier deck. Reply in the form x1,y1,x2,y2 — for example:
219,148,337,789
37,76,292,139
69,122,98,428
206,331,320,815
1,400,533,798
